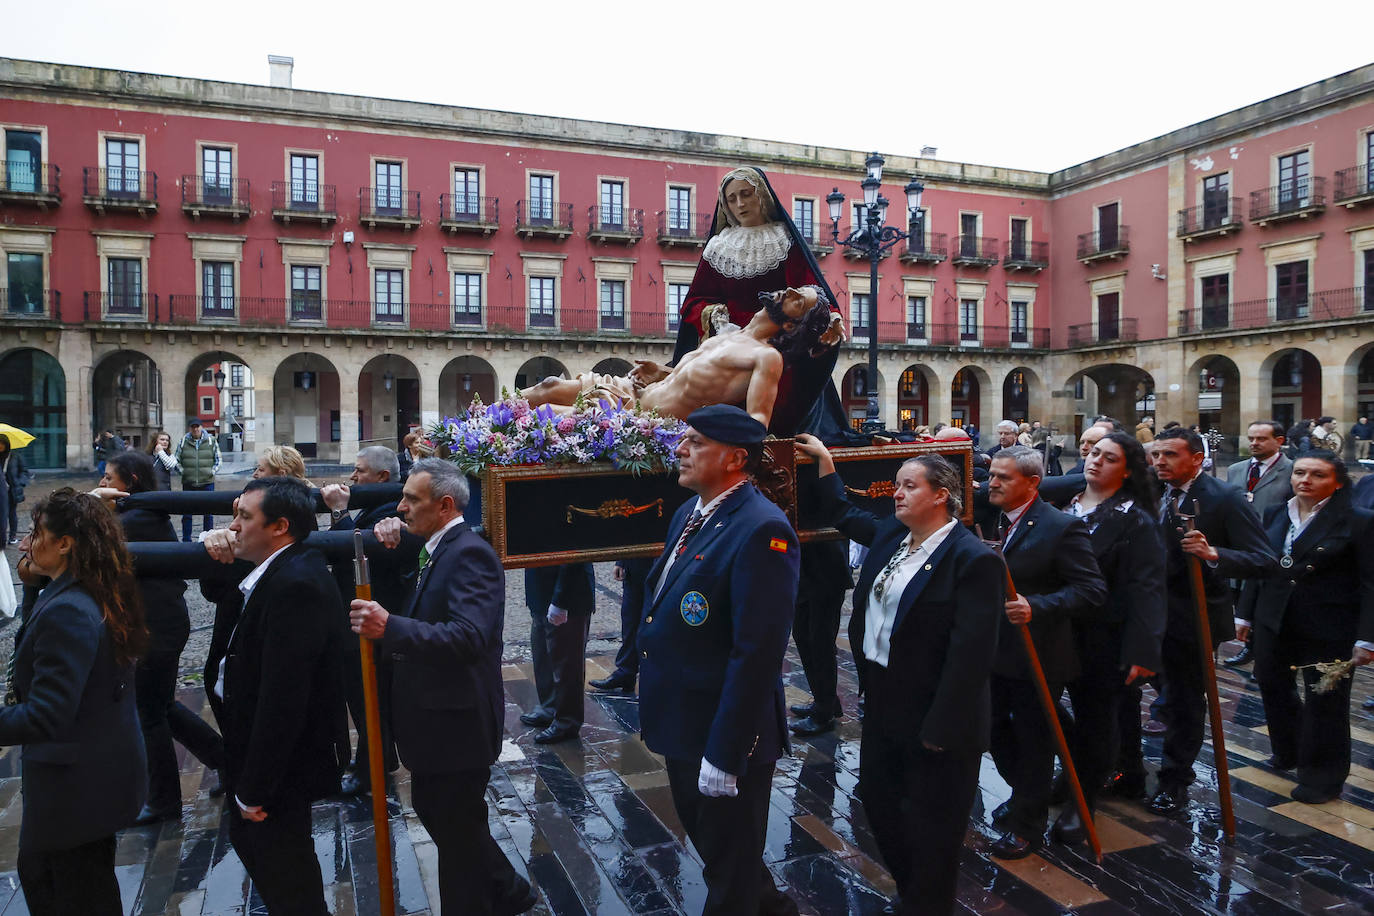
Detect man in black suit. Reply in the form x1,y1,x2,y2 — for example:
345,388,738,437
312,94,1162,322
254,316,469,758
351,458,535,916
638,405,800,916
323,445,421,794
985,446,1106,859
521,563,596,743
788,540,851,736
215,476,350,915
590,557,652,692
1148,428,1274,814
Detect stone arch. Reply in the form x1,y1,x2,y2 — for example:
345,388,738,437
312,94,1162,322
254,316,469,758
896,364,937,431
1259,348,1321,435
839,361,883,431
360,354,422,451
593,357,634,377
1185,354,1241,449
91,348,163,451
1062,363,1156,434
439,355,498,417
272,353,342,461
1345,343,1374,424
515,357,570,391
1001,365,1048,426
0,347,66,468
950,365,992,431
183,349,258,455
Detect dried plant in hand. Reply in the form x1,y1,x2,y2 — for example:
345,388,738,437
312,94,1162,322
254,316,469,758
1289,659,1356,695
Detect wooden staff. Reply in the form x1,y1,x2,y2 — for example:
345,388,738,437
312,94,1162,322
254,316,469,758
353,530,397,916
1177,514,1237,842
1001,562,1104,863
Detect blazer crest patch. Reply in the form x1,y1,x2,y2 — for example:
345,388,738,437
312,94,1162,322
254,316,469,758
681,591,709,626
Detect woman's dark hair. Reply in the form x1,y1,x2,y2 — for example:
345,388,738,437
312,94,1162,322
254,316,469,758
30,489,147,665
107,450,158,495
0,434,10,453
1097,431,1160,507
1294,450,1351,488
242,476,318,541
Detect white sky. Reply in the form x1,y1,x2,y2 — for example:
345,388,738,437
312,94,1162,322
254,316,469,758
4,0,1372,173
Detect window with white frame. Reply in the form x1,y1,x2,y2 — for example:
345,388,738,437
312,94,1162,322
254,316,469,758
908,208,927,252
4,129,42,192
851,292,871,337
230,364,245,387
105,138,140,195
529,276,556,327
289,154,318,207
959,298,978,341
1010,300,1028,343
202,146,232,202
600,180,625,229
230,393,244,417
375,161,402,213
529,174,554,222
906,295,926,340
453,168,480,218
108,258,143,314
6,252,43,314
291,265,322,320
668,187,692,232
1275,261,1309,320
202,261,234,316
792,199,815,241
667,282,688,331
599,279,626,330
374,269,404,323
201,397,214,414
454,272,482,325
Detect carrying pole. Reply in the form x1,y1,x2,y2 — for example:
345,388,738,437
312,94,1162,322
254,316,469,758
354,530,397,915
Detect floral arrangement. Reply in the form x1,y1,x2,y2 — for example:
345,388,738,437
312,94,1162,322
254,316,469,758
428,390,687,476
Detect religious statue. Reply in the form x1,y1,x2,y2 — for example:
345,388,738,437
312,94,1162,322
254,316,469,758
525,287,834,428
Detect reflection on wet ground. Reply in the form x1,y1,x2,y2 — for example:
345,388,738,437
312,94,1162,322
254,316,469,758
2,641,1373,914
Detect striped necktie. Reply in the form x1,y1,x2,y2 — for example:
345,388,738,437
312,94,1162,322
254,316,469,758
674,511,706,557
872,541,911,601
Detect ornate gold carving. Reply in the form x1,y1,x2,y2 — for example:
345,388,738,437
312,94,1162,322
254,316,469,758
566,498,664,524
846,480,896,500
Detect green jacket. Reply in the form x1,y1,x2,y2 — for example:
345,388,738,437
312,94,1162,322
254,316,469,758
175,433,220,485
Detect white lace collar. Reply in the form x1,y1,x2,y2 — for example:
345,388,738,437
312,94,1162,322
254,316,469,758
703,223,791,279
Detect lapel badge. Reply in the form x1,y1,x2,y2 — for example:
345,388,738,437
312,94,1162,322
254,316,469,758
924,564,932,571
681,591,709,626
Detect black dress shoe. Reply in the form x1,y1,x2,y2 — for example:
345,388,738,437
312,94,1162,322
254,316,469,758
1291,783,1342,804
495,876,538,915
989,830,1041,860
533,724,579,744
1101,771,1146,800
338,771,370,796
1052,807,1087,845
789,701,816,718
519,711,553,728
788,715,835,737
1223,645,1253,667
1265,755,1296,772
589,671,635,692
990,801,1013,829
134,803,180,826
1147,784,1188,815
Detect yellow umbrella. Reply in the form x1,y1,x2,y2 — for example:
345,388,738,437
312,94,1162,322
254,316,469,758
0,424,35,448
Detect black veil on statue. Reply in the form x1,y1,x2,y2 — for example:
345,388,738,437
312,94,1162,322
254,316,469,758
670,167,865,446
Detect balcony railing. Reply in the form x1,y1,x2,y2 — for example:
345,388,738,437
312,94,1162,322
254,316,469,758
849,321,1050,348
438,194,498,234
656,210,712,247
82,168,158,212
803,233,835,257
0,163,61,204
1335,165,1374,206
3,288,59,318
1067,317,1138,346
181,175,250,219
84,291,157,321
1003,239,1049,270
270,181,338,224
951,235,999,266
515,200,574,239
1177,198,1242,240
1176,286,1370,334
1076,226,1130,262
360,187,421,228
1249,177,1326,223
586,206,645,243
898,232,948,264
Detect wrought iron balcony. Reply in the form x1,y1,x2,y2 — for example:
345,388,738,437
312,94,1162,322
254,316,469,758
655,210,712,247
166,294,242,323
1176,286,1370,334
0,163,60,207
84,291,157,321
898,232,948,265
270,181,338,225
1249,177,1326,225
586,206,644,244
849,321,1050,348
1177,198,1242,241
438,194,498,235
1076,227,1129,263
515,201,574,239
360,187,421,229
82,168,158,214
1067,317,1138,346
1335,165,1374,208
181,175,250,220
3,288,59,318
803,234,834,257
951,235,999,267
1003,239,1049,271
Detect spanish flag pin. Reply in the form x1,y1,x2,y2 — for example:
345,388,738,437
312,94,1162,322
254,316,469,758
768,537,788,553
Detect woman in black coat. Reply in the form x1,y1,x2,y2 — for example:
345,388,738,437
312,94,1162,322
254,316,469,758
0,434,28,544
100,451,224,823
2,489,147,915
1237,452,1374,804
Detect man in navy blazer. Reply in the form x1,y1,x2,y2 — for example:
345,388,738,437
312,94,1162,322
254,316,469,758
351,458,535,916
638,405,800,916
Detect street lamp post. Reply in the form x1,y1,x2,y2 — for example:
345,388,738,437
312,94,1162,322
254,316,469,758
828,153,924,434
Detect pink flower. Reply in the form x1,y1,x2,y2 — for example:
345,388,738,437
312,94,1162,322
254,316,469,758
556,416,577,434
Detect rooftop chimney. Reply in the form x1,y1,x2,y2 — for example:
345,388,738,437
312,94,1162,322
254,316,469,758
268,55,294,89
919,146,938,158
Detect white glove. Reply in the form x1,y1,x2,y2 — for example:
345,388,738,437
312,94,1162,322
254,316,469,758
697,758,739,797
547,605,569,626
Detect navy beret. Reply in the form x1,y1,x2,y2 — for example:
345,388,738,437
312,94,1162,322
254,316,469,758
686,404,766,447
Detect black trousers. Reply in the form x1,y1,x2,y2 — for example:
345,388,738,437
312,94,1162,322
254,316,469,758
1254,622,1354,791
529,611,590,731
135,648,224,810
17,835,121,916
226,799,328,915
1116,681,1147,781
611,558,652,677
180,481,214,541
860,663,980,916
1157,634,1208,789
342,638,395,780
664,756,797,916
990,674,1062,837
1064,623,1130,809
791,581,846,721
411,768,524,916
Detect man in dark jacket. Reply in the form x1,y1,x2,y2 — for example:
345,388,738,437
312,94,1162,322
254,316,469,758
351,458,534,916
216,476,350,916
522,563,596,743
322,445,420,794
